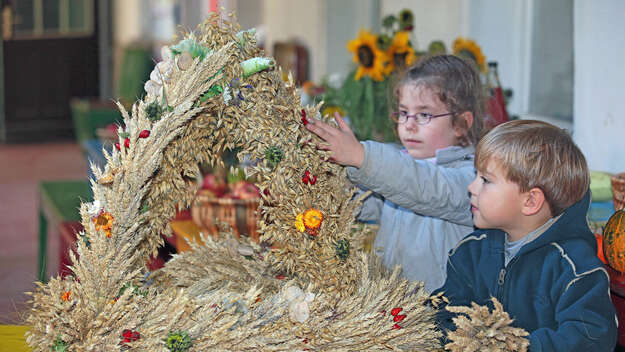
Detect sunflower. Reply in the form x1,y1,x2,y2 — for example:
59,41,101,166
453,37,486,72
321,106,345,118
347,30,388,81
399,9,414,31
385,31,417,74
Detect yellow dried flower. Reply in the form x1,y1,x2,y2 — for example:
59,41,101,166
294,213,305,232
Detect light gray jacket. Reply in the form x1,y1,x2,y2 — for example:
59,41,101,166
347,141,475,292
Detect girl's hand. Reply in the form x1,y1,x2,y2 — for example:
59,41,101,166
305,112,365,168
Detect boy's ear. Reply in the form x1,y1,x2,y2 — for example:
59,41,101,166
454,111,473,137
521,187,547,216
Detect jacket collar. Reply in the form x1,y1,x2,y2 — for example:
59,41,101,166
516,190,594,256
435,145,475,165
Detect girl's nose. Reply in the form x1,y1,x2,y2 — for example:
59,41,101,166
404,118,419,130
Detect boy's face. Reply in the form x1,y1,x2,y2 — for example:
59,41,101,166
396,85,460,159
468,159,525,233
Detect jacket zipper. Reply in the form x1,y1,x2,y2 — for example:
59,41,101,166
496,268,506,302
497,258,518,310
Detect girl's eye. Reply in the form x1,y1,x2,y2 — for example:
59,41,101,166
481,176,490,184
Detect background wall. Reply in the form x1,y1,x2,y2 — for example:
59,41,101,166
380,0,465,54
574,0,625,173
107,0,625,173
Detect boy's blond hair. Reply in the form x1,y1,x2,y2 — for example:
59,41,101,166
475,120,589,216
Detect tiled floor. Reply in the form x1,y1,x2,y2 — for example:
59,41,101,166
0,142,87,324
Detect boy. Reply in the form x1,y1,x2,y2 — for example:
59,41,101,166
435,120,617,351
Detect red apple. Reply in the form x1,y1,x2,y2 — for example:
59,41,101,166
231,181,260,199
201,174,228,197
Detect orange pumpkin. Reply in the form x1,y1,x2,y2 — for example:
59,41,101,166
595,233,607,264
602,209,625,272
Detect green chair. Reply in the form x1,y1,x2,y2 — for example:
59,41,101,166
38,180,92,282
70,98,122,145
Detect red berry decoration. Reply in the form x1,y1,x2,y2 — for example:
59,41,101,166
139,129,150,138
302,170,311,184
121,329,140,344
302,170,317,185
392,323,402,330
275,274,286,280
301,109,308,125
393,314,406,322
124,137,130,148
390,307,402,316
115,142,120,151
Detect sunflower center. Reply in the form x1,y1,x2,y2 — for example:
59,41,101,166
458,49,477,64
393,52,407,68
357,45,375,68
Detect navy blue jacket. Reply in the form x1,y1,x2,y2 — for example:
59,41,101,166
435,192,617,351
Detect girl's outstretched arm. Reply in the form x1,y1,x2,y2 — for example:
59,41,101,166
305,112,365,168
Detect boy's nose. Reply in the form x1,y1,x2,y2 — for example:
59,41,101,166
467,177,478,194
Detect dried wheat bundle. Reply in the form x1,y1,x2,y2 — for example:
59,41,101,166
445,297,529,352
25,12,445,351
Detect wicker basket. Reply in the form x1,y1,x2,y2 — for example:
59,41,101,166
191,189,261,242
611,173,625,211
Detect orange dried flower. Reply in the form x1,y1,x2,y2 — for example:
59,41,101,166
303,208,323,230
94,212,114,238
61,291,71,302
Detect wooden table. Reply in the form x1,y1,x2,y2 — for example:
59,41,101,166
0,325,30,352
169,219,205,252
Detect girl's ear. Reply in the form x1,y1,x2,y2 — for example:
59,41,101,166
454,111,474,138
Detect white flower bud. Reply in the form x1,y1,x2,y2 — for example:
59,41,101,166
160,45,172,62
289,299,310,323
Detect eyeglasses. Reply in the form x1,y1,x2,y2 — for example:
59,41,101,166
390,111,455,125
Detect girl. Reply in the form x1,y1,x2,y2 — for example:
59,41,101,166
305,55,484,292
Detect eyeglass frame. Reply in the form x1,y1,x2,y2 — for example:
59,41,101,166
390,110,456,125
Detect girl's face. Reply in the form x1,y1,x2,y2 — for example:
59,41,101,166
397,84,462,159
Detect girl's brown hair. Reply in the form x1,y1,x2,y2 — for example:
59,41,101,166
391,55,485,146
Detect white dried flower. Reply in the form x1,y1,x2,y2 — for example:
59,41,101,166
284,285,303,302
223,85,232,105
160,45,172,62
289,298,310,323
237,244,254,256
284,285,315,323
156,61,173,82
177,52,193,71
144,80,162,97
87,200,102,217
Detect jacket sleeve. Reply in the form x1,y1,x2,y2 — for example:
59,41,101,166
346,141,474,226
433,243,478,334
529,266,617,352
355,189,383,222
